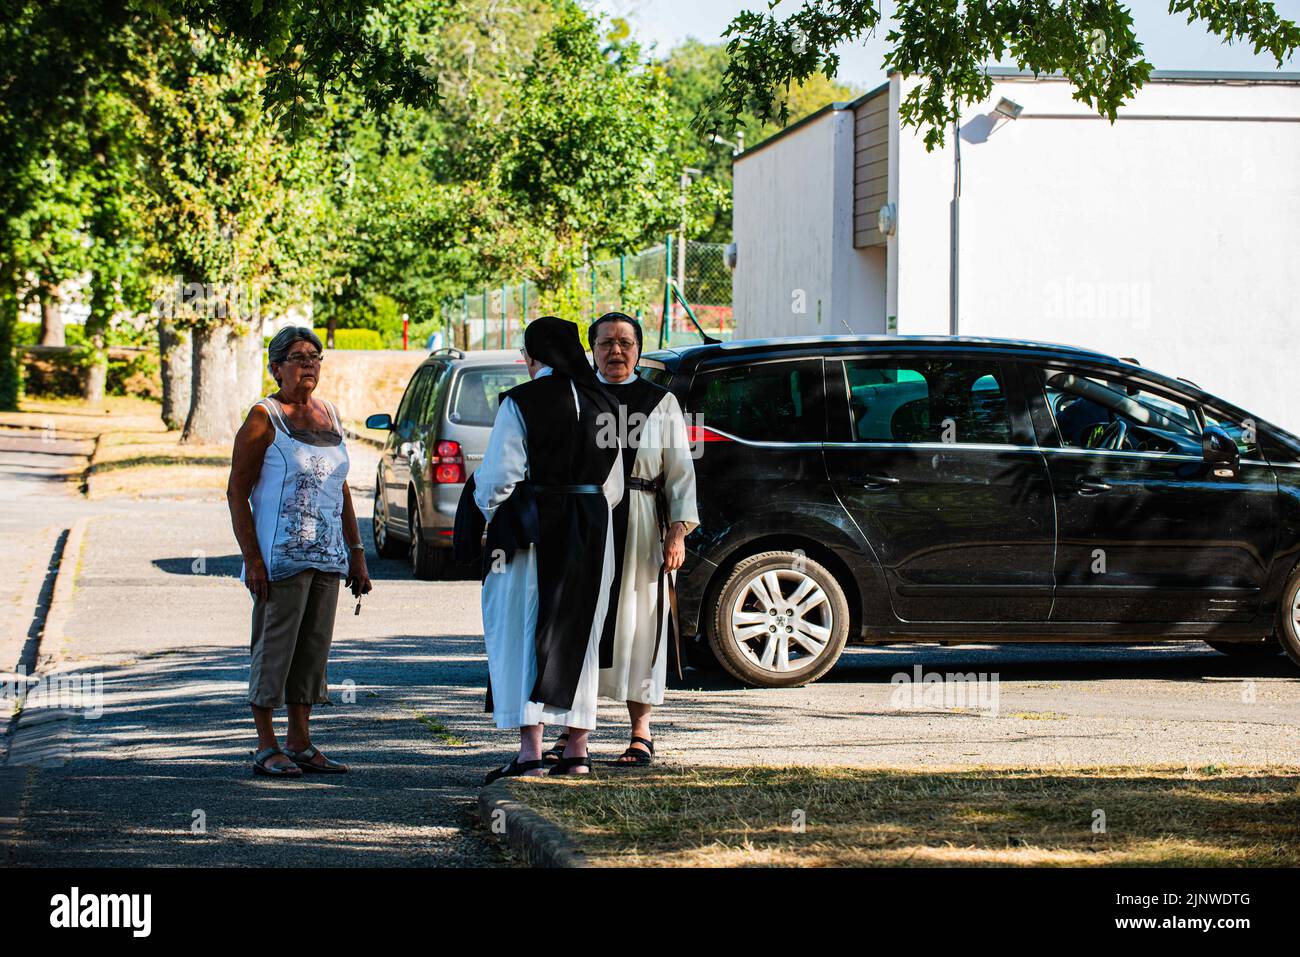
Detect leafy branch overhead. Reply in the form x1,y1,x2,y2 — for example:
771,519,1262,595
705,0,1300,149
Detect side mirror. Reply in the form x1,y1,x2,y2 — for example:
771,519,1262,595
365,413,393,431
1203,425,1239,472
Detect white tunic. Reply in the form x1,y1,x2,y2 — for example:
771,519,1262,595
474,366,623,730
595,375,700,706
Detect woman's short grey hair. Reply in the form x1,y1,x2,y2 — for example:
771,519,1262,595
267,326,324,382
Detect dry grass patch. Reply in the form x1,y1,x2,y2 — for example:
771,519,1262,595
509,765,1300,867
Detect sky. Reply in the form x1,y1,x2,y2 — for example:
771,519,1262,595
586,0,1300,91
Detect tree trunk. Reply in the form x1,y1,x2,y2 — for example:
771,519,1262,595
83,336,107,405
326,313,337,349
0,270,19,411
83,276,109,405
182,324,240,444
158,318,191,430
235,322,265,411
39,285,65,347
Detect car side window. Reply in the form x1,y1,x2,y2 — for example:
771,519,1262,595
637,365,672,389
1038,368,1199,455
842,357,1012,445
689,359,823,442
418,363,450,427
395,367,432,438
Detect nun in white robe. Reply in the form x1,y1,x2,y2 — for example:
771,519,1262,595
595,374,699,707
474,366,623,730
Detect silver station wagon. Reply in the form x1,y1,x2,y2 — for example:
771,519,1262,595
366,348,530,578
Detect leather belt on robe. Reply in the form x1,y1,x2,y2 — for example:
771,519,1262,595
626,475,683,681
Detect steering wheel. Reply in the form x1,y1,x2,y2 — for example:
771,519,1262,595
1096,418,1130,451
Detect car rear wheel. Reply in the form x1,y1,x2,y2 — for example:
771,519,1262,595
372,480,406,559
1273,564,1300,669
1205,639,1282,657
409,502,447,581
708,550,850,688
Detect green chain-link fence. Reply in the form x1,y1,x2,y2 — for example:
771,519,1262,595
440,239,734,352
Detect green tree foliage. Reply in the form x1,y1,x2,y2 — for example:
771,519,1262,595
132,28,330,323
439,1,722,292
707,0,1300,150
663,39,861,242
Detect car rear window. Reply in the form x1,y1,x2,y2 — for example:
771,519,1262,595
448,365,531,427
689,359,824,442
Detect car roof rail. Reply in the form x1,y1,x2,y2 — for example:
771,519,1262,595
1119,356,1140,364
1177,376,1201,389
430,347,466,359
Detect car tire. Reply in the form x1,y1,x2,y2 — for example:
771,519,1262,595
409,502,447,581
1273,564,1300,669
708,550,850,688
1204,639,1282,657
372,481,406,559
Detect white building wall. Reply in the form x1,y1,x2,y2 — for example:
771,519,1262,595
894,74,1300,430
733,110,887,338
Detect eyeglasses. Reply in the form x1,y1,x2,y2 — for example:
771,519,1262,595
281,352,323,366
594,338,638,352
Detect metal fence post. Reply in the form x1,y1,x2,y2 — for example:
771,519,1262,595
661,234,672,349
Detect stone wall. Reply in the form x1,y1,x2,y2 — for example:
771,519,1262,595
316,349,428,426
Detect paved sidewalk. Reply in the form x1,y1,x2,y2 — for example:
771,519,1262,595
2,464,507,866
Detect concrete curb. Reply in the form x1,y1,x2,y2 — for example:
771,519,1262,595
478,780,591,868
343,425,384,450
82,432,103,498
38,517,89,668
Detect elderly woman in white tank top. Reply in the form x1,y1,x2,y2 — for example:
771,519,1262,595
227,326,372,778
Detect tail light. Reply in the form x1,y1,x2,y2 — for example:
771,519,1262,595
433,439,465,484
684,424,732,444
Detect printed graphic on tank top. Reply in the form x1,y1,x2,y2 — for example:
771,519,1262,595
243,396,351,583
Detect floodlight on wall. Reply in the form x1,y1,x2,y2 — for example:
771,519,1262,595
724,242,738,270
878,203,898,237
994,97,1024,120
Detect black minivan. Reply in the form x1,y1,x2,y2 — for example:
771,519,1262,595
638,335,1300,688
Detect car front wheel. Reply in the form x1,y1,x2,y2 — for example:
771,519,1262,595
708,550,850,688
1273,564,1300,669
372,480,406,559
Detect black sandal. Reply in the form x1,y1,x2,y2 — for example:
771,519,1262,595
483,757,545,785
548,755,592,776
611,736,654,767
542,732,570,765
252,746,303,778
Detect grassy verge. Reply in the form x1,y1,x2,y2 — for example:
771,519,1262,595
509,765,1300,867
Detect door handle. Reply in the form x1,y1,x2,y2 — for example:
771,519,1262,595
862,474,900,490
1076,478,1111,496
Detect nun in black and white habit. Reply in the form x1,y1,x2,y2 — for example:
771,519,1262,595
454,317,623,782
543,312,699,768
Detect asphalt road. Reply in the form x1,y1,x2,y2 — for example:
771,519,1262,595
1,427,1297,866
